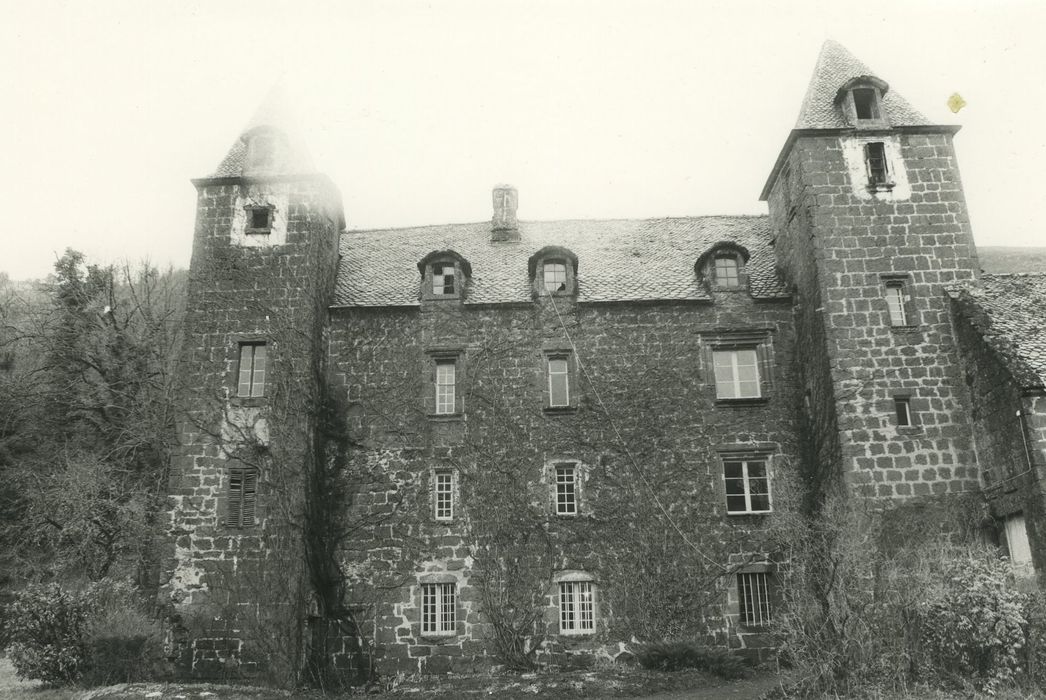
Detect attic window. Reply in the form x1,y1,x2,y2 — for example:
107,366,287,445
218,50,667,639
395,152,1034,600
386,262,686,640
433,263,456,296
247,132,278,171
852,88,881,120
543,261,568,293
715,256,740,288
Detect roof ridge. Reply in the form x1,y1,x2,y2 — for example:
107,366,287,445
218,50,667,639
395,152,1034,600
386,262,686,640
342,213,771,235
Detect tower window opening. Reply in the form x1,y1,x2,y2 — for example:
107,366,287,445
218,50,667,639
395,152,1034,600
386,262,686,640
852,88,881,120
865,142,890,188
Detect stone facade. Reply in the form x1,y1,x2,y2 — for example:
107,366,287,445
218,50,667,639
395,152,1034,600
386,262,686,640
159,41,1046,682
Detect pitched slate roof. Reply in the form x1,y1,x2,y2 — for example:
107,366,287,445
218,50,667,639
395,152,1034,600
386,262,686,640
333,216,789,307
950,274,1046,390
795,40,932,129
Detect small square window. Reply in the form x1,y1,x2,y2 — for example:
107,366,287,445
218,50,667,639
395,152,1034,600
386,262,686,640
737,572,772,627
237,342,267,397
714,256,740,288
713,349,761,399
421,582,456,635
434,470,454,521
559,580,595,634
724,459,771,514
852,88,881,121
227,467,258,528
543,261,568,293
247,207,272,232
548,356,570,408
894,397,912,427
435,360,456,414
864,142,890,188
433,264,456,296
555,464,578,515
884,282,908,326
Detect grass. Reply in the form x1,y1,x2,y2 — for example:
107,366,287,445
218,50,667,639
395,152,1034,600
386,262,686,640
0,658,76,700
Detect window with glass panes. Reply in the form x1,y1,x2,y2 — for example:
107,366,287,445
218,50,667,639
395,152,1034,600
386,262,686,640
434,470,454,521
555,464,577,515
724,459,771,514
885,282,908,326
713,349,760,399
715,256,740,287
421,582,456,634
237,342,267,397
435,360,456,414
543,261,568,292
432,263,456,296
559,580,594,633
548,356,570,407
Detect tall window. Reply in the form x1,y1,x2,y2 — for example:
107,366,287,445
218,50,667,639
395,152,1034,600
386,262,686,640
237,342,267,398
559,580,595,634
432,263,456,296
737,572,772,627
885,282,908,326
724,459,771,514
555,464,578,515
435,360,456,414
421,582,456,635
548,357,570,407
894,397,913,427
543,261,568,293
864,142,890,187
434,470,454,521
714,256,740,287
227,467,258,528
713,349,760,399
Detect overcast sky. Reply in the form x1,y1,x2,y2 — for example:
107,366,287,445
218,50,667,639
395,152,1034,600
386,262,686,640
2,0,1043,280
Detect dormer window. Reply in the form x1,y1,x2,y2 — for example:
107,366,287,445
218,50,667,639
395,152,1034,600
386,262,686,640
852,87,881,121
529,246,579,298
543,261,568,293
714,256,740,288
433,263,456,296
418,250,472,302
243,127,285,174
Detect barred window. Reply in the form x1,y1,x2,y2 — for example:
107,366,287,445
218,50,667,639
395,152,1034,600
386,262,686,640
559,580,595,634
227,467,258,528
434,470,454,521
422,582,456,635
737,572,773,627
555,464,578,515
237,342,267,398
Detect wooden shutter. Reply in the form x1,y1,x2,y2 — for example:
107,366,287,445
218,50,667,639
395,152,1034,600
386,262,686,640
241,469,257,526
227,467,258,528
756,340,774,393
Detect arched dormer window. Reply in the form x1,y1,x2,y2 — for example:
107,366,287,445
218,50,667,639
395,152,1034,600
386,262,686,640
528,246,579,298
417,250,472,302
835,76,889,129
243,126,288,175
695,243,751,291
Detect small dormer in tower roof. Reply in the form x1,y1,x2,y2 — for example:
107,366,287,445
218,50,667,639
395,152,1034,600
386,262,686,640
209,85,316,178
794,40,932,130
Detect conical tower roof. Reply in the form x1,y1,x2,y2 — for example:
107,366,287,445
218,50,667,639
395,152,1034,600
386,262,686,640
209,85,316,178
794,40,931,129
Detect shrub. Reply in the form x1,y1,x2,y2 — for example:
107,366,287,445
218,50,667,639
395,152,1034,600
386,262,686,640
634,640,748,679
3,578,164,687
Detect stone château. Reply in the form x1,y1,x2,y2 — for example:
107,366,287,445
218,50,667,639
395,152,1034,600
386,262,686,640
159,40,1046,680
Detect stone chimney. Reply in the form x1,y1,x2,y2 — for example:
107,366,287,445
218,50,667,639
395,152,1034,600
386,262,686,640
491,185,519,242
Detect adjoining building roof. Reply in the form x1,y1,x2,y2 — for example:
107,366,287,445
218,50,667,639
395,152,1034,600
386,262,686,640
950,274,1046,391
333,216,789,307
794,40,932,129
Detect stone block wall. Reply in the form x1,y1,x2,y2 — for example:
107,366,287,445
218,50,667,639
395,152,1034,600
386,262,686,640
326,287,799,673
159,174,342,681
767,131,982,500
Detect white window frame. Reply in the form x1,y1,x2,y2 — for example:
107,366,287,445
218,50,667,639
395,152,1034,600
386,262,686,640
435,360,456,414
548,356,570,408
434,470,454,521
432,263,456,296
713,348,761,399
555,463,578,515
543,261,568,293
558,579,595,634
714,256,740,287
737,571,773,627
723,458,772,515
237,342,267,398
421,582,456,636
